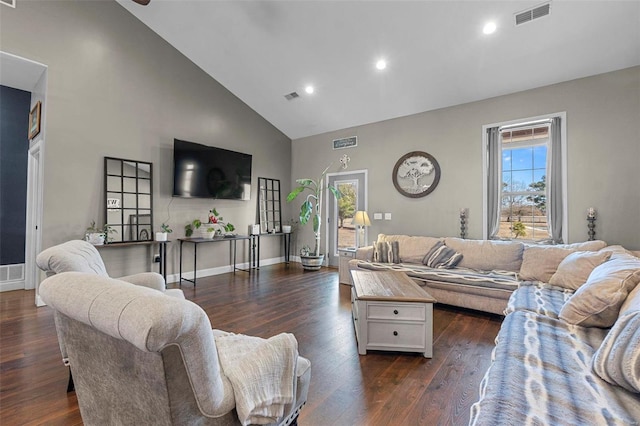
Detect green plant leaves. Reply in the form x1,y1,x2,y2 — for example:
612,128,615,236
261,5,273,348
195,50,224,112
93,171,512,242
300,200,312,224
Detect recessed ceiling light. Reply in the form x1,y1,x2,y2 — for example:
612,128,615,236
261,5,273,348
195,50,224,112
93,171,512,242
375,59,387,70
305,85,314,94
483,22,497,35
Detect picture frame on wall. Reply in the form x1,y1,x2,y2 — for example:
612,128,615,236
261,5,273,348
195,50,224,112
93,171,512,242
28,101,41,140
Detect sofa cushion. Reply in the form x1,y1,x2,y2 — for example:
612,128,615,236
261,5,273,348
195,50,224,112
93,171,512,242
422,241,462,269
377,234,441,263
559,253,640,328
519,245,575,283
548,250,612,290
443,238,524,272
548,240,608,251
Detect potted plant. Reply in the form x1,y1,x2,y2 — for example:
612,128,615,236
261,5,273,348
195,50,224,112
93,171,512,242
156,223,172,241
85,221,116,245
184,209,235,238
287,164,341,270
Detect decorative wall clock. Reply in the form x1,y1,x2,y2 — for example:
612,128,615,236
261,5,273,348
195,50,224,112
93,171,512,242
392,151,441,198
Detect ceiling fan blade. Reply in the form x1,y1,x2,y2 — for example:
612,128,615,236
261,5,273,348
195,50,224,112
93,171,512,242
132,0,150,5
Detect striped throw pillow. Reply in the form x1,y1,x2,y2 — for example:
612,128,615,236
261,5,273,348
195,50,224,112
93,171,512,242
373,241,400,263
423,241,463,269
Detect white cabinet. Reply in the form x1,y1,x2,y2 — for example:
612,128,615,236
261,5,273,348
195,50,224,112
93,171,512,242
338,248,356,285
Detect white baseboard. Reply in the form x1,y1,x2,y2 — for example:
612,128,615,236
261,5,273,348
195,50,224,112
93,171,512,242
166,256,287,284
0,263,25,292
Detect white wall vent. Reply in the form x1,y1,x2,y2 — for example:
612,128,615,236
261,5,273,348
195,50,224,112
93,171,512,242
0,0,16,8
515,3,550,26
0,263,25,292
284,92,299,101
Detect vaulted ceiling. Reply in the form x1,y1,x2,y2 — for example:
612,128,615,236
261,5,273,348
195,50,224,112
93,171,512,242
116,1,640,140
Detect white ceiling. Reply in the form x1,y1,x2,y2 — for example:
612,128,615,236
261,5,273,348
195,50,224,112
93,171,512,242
116,0,640,140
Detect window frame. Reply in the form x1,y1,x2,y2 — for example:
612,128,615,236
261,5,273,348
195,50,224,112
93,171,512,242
482,112,568,242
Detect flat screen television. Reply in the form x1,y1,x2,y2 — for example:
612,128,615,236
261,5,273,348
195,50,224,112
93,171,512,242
173,139,252,200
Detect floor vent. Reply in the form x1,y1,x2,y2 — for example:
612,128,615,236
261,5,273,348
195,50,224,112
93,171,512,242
515,3,551,26
0,0,16,8
284,92,300,101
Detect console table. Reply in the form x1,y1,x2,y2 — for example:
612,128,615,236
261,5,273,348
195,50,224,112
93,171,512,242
97,240,169,283
350,269,436,358
178,236,253,286
250,232,291,269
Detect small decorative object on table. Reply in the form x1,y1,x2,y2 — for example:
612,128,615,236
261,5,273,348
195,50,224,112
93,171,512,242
587,207,597,241
85,221,116,245
156,223,172,241
459,208,467,239
184,208,235,238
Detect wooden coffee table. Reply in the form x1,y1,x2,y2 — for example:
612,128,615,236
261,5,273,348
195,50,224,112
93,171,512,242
350,269,437,358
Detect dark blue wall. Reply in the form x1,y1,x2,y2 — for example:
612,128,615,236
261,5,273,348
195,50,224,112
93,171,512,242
0,85,30,265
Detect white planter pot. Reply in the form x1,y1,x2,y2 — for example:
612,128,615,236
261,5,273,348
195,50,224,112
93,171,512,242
86,232,105,245
282,225,292,234
155,232,168,241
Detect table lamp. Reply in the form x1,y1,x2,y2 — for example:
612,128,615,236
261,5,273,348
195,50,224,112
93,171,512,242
352,211,371,248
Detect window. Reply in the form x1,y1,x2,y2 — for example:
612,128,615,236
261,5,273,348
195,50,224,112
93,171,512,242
499,125,549,240
483,113,567,243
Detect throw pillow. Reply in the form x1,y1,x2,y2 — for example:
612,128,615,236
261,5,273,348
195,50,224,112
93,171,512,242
372,241,400,264
422,241,463,269
592,311,640,393
548,250,612,290
518,246,575,283
559,253,640,327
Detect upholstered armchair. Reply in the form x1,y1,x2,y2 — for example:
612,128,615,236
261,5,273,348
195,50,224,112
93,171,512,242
36,239,184,299
39,272,310,426
36,239,185,392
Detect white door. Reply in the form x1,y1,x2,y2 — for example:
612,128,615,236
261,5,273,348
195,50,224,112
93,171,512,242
326,170,367,267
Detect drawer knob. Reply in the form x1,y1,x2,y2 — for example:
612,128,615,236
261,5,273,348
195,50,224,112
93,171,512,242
393,331,398,336
393,309,399,315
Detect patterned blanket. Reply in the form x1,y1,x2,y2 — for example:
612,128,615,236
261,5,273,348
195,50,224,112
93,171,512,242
470,310,640,425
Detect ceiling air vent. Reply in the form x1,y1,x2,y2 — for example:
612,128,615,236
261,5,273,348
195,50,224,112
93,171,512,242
284,92,300,101
515,3,550,26
0,0,16,8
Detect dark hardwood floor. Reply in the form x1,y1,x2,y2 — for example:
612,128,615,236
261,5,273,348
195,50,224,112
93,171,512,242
0,264,503,426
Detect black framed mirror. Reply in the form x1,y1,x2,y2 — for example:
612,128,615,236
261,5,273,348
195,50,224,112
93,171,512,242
104,157,153,243
257,177,282,233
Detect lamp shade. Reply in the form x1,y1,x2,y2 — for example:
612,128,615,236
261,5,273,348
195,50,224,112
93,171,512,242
352,211,371,227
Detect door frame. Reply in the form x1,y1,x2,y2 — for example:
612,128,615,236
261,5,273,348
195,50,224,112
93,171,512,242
326,169,368,265
1,51,48,305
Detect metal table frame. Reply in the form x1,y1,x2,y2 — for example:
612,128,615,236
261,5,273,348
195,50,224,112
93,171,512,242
250,232,291,269
178,236,253,287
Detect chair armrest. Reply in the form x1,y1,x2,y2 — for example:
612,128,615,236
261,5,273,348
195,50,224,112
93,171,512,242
118,272,165,291
356,246,373,261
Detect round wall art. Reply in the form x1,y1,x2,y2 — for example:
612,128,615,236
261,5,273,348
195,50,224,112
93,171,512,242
392,151,441,198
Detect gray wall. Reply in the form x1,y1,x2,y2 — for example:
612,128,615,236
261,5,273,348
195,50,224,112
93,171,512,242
292,67,640,250
1,0,292,277
0,85,30,265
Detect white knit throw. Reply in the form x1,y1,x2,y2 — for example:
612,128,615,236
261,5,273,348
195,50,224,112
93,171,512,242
215,332,298,425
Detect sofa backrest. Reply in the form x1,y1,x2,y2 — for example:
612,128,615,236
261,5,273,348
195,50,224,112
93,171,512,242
444,237,524,272
376,234,441,263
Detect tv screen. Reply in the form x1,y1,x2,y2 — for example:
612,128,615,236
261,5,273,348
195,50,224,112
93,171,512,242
173,139,252,200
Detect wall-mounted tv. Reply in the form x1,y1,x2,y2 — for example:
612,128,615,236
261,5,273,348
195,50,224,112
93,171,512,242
173,139,252,200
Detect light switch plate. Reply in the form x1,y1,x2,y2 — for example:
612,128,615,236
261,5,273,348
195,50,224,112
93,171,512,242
384,213,392,220
373,213,383,220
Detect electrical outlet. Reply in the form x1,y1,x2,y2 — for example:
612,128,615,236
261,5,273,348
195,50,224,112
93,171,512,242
384,213,392,220
153,254,160,263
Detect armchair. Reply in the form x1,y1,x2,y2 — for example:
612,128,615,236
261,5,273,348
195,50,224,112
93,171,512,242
39,272,310,426
36,239,185,392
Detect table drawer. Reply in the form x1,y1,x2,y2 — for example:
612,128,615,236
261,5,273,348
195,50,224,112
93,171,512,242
367,303,425,321
367,321,426,349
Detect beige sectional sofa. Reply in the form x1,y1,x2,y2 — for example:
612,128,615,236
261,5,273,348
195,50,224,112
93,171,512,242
349,234,608,315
